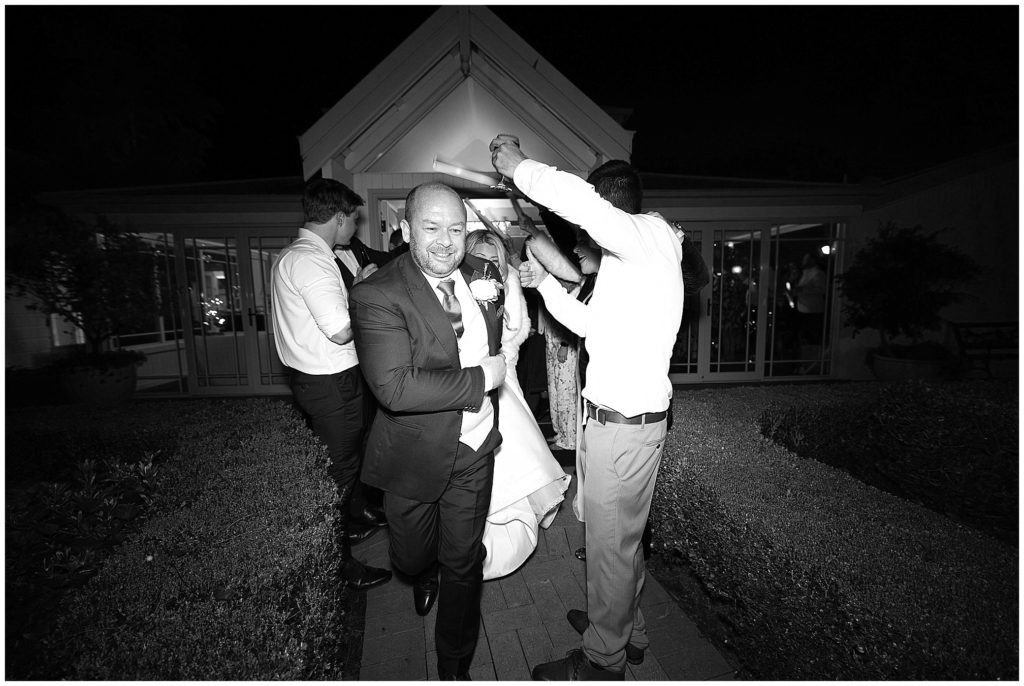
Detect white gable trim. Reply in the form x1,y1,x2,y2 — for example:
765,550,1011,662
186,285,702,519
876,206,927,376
299,6,632,179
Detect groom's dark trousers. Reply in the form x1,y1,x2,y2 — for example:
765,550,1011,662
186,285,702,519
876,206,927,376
385,430,499,674
349,252,505,677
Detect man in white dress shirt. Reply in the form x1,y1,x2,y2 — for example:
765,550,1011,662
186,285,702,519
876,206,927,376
270,178,391,591
492,139,684,681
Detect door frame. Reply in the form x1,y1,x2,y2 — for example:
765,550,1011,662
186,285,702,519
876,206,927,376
174,224,295,396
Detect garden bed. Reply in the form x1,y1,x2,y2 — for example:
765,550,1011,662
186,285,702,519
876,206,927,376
5,398,362,680
647,380,1018,680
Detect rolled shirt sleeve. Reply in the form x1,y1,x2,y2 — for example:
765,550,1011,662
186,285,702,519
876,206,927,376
281,251,351,341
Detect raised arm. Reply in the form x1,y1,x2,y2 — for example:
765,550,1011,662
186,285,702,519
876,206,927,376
519,247,589,338
491,139,660,259
510,197,582,285
512,160,662,259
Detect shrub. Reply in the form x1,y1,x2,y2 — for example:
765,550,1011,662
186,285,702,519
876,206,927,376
652,381,1017,680
759,380,1018,542
6,399,355,680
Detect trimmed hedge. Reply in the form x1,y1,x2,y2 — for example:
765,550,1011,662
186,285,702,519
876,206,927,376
652,381,1018,680
759,380,1017,542
8,399,351,680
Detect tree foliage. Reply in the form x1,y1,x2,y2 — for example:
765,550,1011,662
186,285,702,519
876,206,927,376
7,201,157,359
836,222,980,353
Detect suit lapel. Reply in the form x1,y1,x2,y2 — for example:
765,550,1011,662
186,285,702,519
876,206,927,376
398,254,461,365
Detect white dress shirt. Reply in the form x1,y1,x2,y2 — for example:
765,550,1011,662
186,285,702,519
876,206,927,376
334,246,360,280
515,159,684,417
271,228,358,375
421,268,494,451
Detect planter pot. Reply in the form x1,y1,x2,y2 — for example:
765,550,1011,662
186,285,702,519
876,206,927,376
58,362,138,404
870,353,949,382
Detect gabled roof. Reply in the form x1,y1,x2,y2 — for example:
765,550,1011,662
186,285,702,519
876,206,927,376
298,6,632,180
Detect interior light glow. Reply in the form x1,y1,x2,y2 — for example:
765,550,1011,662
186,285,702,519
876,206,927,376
820,245,832,255
731,265,743,275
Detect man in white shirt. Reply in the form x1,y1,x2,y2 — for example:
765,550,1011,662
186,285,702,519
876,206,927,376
492,139,684,681
270,178,391,591
349,182,507,680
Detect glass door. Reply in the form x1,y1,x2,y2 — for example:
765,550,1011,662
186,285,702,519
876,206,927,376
175,228,293,395
669,227,705,379
705,223,767,382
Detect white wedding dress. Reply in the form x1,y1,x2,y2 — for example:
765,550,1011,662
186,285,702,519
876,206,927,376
482,270,572,580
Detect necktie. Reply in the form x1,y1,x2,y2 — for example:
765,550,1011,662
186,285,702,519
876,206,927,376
437,279,464,338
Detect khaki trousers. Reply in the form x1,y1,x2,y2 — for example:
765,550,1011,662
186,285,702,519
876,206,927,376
578,417,666,672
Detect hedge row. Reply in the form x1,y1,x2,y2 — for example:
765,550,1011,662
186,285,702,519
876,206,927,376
759,380,1017,542
20,399,348,680
652,381,1018,680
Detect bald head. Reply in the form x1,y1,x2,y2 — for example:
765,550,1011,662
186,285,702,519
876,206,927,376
405,182,464,224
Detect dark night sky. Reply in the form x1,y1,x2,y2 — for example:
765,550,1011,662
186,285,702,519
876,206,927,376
5,4,1019,193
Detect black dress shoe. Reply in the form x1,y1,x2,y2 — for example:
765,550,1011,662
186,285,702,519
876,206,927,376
340,559,392,591
414,576,439,616
350,504,387,528
566,609,644,665
346,521,380,544
531,648,624,681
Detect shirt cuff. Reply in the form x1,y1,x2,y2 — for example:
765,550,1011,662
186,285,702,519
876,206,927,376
481,358,495,392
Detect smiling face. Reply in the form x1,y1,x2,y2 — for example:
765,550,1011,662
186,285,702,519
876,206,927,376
573,231,602,275
402,186,467,278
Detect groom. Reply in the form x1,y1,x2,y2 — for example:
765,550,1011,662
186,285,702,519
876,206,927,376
349,182,507,680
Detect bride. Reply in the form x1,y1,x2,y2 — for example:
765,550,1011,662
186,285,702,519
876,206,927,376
465,229,572,580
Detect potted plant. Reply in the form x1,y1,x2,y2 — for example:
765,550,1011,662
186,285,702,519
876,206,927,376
7,200,156,403
836,221,981,380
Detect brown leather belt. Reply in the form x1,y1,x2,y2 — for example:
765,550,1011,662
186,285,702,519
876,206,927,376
585,401,667,426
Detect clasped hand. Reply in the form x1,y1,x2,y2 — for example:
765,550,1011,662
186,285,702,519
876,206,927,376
479,354,507,392
354,263,378,284
517,245,549,289
489,135,527,179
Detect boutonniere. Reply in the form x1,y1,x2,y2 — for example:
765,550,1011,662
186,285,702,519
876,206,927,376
469,274,504,304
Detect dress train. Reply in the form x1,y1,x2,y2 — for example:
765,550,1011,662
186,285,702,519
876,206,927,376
482,270,572,580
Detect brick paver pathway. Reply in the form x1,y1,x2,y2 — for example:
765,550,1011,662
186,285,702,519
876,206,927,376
357,472,735,681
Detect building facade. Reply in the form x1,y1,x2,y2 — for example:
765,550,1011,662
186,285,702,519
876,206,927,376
8,7,1017,396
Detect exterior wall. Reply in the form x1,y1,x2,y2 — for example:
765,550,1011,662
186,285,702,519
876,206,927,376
5,293,53,368
838,157,1018,379
356,171,507,251
4,293,80,369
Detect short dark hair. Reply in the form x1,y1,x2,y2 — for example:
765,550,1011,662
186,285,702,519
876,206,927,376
586,160,642,214
302,178,364,225
404,182,461,223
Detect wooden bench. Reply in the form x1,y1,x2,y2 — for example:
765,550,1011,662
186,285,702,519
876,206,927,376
949,321,1018,377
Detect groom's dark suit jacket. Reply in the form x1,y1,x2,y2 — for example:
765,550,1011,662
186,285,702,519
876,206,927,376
350,252,504,502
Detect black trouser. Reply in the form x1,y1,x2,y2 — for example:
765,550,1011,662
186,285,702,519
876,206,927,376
353,372,385,515
385,438,496,676
291,366,364,499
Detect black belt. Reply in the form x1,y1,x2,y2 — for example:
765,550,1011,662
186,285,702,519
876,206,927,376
585,401,667,426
